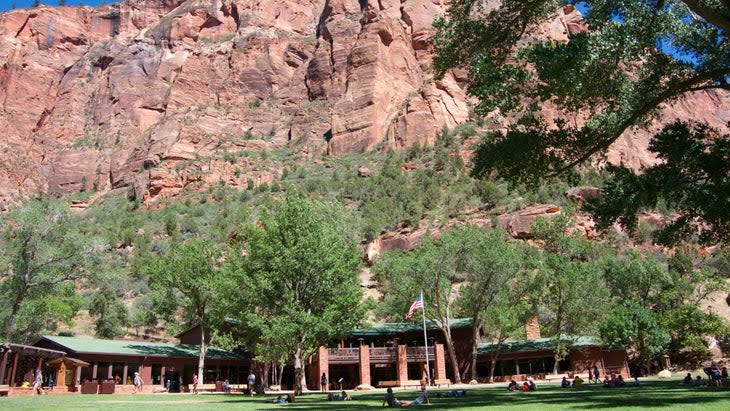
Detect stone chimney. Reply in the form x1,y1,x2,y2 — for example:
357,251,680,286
525,316,541,339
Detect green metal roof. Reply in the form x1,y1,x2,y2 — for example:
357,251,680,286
477,336,604,356
40,336,247,361
352,318,473,336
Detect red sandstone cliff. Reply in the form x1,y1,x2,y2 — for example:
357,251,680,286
0,0,727,207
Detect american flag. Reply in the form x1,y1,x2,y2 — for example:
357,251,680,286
406,295,423,319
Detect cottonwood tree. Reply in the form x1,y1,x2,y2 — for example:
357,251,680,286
454,226,537,381
434,0,730,242
601,249,729,369
89,287,130,339
140,239,226,386
531,216,609,373
0,199,106,343
374,228,482,383
230,195,364,394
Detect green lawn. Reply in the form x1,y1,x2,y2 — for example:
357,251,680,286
2,379,729,410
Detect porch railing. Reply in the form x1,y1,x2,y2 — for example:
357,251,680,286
406,346,435,362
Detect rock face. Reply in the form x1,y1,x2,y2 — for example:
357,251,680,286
0,1,727,206
498,204,562,239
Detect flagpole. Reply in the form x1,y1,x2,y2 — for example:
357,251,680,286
421,291,431,386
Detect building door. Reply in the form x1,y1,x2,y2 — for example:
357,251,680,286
164,370,181,392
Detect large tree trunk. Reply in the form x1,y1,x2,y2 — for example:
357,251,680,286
197,318,207,384
488,337,504,383
293,344,306,394
277,362,285,386
469,322,481,382
262,361,271,391
441,323,462,384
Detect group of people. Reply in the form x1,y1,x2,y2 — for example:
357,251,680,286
507,379,536,392
561,373,637,389
683,365,729,387
561,375,584,388
326,390,352,401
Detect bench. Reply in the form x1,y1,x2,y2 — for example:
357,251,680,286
377,381,399,388
189,383,218,392
434,379,451,388
0,384,9,397
400,380,423,389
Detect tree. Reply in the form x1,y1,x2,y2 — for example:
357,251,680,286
599,302,669,375
531,216,609,372
454,226,536,381
232,194,364,394
601,248,729,369
374,228,477,383
139,239,225,386
434,0,730,242
32,0,41,7
0,199,106,343
89,288,130,339
586,122,730,244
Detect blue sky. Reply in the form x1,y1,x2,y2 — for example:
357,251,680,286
0,1,108,12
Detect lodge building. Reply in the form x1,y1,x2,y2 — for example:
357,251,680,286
0,318,628,395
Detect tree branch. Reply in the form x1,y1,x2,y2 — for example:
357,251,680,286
551,67,730,175
681,0,730,32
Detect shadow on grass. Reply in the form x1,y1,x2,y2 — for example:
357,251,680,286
219,380,730,410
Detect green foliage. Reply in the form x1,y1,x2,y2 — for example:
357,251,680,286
224,195,364,393
0,199,107,342
529,216,610,369
435,0,730,243
89,288,130,339
586,122,730,244
599,302,669,371
139,239,229,382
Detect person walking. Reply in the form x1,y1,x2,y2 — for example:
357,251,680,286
192,373,199,394
133,372,143,394
33,368,44,395
320,373,328,392
247,371,256,397
593,365,600,384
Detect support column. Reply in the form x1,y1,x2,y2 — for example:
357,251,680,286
75,366,82,386
358,342,370,387
161,366,166,386
433,344,447,381
92,363,98,380
122,364,128,385
107,364,113,380
0,349,9,384
317,346,329,390
9,350,20,387
396,345,408,384
36,356,43,371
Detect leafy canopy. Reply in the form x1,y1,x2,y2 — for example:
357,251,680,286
434,0,730,242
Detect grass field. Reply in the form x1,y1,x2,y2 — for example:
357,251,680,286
2,378,729,410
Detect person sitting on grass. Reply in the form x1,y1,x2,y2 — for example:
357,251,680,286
572,375,584,388
603,376,611,387
522,381,530,392
616,375,626,387
436,389,467,398
268,395,286,403
694,375,704,387
507,380,519,391
328,391,352,401
561,376,570,388
633,377,640,387
683,373,693,386
528,380,537,391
